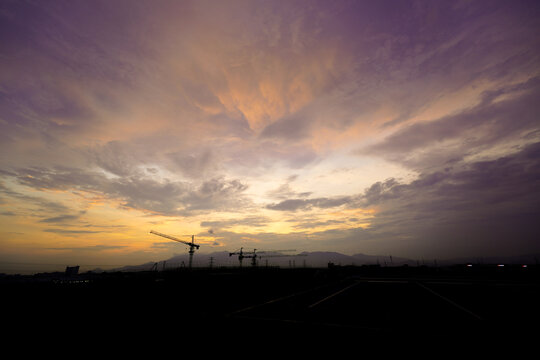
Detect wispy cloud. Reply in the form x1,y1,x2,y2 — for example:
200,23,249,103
46,245,127,251
200,216,271,231
359,76,540,171
0,180,70,213
39,211,87,223
265,196,353,212
43,229,103,235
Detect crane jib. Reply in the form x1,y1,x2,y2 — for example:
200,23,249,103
149,230,201,248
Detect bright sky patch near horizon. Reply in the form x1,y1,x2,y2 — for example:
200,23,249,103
1,0,539,273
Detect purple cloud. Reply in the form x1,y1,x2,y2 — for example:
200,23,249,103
360,76,540,170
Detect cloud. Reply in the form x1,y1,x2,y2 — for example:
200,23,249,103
266,199,310,212
89,141,137,177
266,196,353,212
266,182,312,200
39,210,87,223
224,139,320,171
39,214,80,223
356,141,540,256
262,140,540,256
150,242,179,250
368,141,540,217
360,178,403,207
200,216,270,230
3,167,250,217
167,149,219,179
259,112,313,141
181,177,250,213
359,76,540,170
46,245,127,251
1,0,539,262
291,219,346,230
0,180,70,213
265,141,540,256
43,229,103,235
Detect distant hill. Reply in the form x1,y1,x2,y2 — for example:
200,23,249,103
112,251,417,272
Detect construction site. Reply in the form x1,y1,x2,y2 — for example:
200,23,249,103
2,261,539,348
1,230,538,349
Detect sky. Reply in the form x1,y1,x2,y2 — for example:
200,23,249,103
1,0,539,273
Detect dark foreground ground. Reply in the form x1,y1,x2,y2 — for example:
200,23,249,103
2,265,539,353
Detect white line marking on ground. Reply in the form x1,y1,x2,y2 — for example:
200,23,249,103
308,281,361,309
231,283,332,315
416,281,483,321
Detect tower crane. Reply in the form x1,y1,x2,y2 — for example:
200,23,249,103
228,248,262,267
229,247,248,267
150,230,200,269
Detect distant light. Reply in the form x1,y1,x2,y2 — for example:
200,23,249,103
522,265,528,268
497,264,505,267
467,264,473,267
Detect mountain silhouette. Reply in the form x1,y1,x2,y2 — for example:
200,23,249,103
112,251,417,271
108,251,539,272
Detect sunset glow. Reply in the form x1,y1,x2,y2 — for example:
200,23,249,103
1,0,539,273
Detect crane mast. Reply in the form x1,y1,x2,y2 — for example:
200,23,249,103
229,247,248,267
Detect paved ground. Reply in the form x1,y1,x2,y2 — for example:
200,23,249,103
230,278,483,331
224,276,538,336
2,266,539,351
